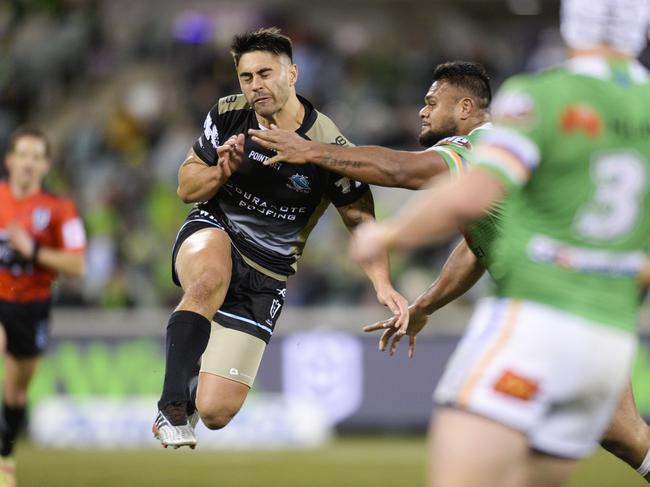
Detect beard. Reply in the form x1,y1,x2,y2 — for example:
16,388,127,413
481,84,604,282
418,121,459,148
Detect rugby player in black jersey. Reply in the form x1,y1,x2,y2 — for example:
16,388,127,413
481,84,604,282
153,27,408,449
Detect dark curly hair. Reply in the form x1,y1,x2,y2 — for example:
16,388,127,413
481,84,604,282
432,61,492,109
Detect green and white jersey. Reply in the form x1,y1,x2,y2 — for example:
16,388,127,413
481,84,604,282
427,123,504,271
427,123,491,174
474,56,650,332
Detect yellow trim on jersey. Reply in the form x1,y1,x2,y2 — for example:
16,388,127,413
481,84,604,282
305,111,355,146
218,94,250,114
433,146,465,175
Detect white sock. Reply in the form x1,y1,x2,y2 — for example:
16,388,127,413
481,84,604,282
636,448,650,476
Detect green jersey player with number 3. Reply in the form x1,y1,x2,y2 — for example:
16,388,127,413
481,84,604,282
350,0,650,485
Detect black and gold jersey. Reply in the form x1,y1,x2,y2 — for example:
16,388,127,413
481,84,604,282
190,94,369,277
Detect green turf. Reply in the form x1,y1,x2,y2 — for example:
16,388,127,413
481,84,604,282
14,437,650,487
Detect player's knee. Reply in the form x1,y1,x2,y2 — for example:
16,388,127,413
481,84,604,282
184,272,226,304
198,404,239,430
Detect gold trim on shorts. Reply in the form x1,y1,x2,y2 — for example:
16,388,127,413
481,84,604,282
235,248,289,282
200,321,267,387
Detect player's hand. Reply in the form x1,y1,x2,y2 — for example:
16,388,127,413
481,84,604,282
363,304,430,358
374,285,409,337
216,134,244,180
247,125,311,165
7,224,35,259
349,221,393,269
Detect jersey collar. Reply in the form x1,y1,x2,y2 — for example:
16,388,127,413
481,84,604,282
468,122,493,136
296,95,317,136
566,55,649,83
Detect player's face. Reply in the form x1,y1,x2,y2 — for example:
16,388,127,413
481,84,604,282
418,81,461,147
237,51,297,119
5,135,50,189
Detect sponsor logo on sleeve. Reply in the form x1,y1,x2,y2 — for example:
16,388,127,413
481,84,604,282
334,177,362,194
332,135,348,146
203,113,220,149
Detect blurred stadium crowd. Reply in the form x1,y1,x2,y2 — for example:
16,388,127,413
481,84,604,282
0,0,603,308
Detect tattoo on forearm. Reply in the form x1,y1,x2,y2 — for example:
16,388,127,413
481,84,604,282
320,156,364,169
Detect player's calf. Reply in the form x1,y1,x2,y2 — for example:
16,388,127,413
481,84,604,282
600,382,650,483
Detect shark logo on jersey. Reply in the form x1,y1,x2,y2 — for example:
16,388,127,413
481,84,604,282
32,207,51,232
287,174,311,193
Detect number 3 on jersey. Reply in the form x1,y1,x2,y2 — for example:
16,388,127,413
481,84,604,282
574,151,648,241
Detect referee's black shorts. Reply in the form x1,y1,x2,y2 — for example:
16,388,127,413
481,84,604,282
0,298,51,357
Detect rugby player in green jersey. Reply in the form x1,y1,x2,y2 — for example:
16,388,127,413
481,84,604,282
350,0,650,484
256,57,650,483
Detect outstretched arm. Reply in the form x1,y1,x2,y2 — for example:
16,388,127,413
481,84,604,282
177,134,244,203
248,126,448,189
364,238,486,357
350,169,504,266
337,191,409,333
413,238,486,314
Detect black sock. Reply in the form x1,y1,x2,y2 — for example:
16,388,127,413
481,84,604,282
158,311,211,410
187,372,199,416
0,402,26,457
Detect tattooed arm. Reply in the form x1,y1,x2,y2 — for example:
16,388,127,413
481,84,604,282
249,127,448,190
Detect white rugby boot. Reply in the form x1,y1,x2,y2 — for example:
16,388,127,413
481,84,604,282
152,402,197,449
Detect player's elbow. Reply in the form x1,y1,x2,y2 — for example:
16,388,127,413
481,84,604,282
177,184,197,204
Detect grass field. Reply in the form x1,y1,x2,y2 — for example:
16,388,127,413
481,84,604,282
15,436,649,486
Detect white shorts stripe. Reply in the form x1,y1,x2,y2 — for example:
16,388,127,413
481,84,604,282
216,310,273,335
